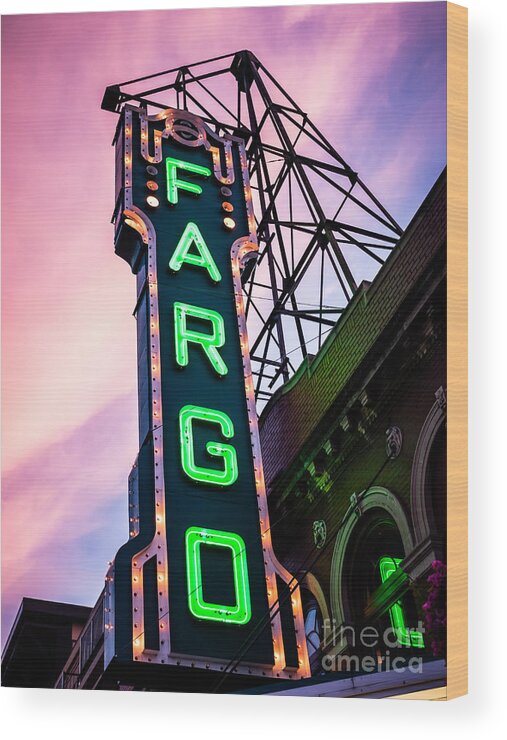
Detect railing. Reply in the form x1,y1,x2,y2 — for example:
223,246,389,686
60,671,81,690
79,599,104,673
55,592,105,689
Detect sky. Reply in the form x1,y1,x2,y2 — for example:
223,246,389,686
1,1,446,642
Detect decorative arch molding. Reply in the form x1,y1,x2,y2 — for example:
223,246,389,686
401,388,446,580
411,387,447,544
329,487,414,637
301,572,330,626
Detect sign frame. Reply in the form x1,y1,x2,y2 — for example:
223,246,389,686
104,104,310,680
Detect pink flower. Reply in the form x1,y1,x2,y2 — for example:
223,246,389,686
423,561,447,657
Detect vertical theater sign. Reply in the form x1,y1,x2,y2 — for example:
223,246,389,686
104,105,310,681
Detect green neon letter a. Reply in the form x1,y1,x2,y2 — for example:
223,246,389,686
179,405,238,486
169,222,221,282
166,157,211,204
174,302,228,376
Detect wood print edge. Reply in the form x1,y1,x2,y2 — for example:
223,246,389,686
445,0,468,701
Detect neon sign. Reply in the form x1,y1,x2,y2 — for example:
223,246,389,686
104,105,310,680
379,557,424,648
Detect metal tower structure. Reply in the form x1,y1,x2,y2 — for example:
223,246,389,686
102,50,403,404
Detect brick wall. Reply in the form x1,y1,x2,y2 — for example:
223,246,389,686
259,170,446,486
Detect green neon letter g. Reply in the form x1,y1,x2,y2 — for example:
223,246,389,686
179,405,238,487
174,302,228,376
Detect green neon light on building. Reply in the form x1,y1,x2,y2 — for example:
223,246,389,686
166,157,211,204
185,527,251,624
379,556,425,648
174,302,228,376
179,405,238,486
169,221,222,283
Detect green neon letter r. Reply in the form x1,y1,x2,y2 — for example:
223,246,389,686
174,302,228,376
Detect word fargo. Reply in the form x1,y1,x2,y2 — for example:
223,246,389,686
104,105,310,682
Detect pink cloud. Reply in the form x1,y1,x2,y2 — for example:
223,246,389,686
2,393,137,638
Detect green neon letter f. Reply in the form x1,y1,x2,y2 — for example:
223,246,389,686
166,157,211,204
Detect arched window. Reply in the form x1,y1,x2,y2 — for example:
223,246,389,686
330,487,424,660
342,509,424,657
427,423,446,541
299,574,329,675
343,509,404,628
301,589,323,674
411,389,447,550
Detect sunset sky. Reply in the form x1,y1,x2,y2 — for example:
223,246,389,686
1,2,446,641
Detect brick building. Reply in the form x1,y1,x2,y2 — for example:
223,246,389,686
257,169,447,691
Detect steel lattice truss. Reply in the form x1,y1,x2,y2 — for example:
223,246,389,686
103,50,403,405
